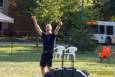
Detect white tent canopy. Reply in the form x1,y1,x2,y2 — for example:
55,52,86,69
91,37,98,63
0,12,14,23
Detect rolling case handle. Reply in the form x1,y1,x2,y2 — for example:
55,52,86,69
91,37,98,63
61,50,75,69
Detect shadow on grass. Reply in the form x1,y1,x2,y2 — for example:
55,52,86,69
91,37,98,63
0,46,42,62
0,52,42,62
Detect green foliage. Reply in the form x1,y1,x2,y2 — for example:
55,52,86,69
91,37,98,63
92,0,115,20
102,0,115,20
90,0,103,20
32,0,63,24
60,0,82,34
70,30,97,52
9,0,38,16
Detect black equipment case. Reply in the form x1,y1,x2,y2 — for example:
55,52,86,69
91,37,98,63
44,51,89,77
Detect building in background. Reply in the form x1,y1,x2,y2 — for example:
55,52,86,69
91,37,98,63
8,0,36,36
0,0,14,35
0,0,36,36
0,0,8,35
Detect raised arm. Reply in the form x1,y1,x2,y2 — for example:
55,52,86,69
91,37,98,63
54,21,63,35
31,16,42,36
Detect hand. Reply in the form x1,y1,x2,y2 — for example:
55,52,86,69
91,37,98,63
31,16,36,20
58,21,63,27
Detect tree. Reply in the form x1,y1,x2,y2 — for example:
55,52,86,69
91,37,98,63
102,0,115,20
71,30,97,51
32,0,63,24
9,0,38,16
92,0,115,20
61,0,81,34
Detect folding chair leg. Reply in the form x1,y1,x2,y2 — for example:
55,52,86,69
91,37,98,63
59,54,62,60
67,55,69,60
73,55,76,61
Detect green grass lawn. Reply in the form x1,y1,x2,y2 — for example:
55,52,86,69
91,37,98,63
0,44,115,77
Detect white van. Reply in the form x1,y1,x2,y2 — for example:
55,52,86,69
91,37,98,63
89,21,115,44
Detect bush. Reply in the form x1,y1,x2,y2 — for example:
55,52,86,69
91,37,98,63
69,30,97,52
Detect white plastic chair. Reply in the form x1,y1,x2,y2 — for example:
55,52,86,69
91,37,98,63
64,46,78,61
53,45,66,59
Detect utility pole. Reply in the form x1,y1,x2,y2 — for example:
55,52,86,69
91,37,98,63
80,0,84,30
81,0,84,23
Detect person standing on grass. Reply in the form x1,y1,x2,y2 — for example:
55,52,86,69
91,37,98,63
31,16,63,77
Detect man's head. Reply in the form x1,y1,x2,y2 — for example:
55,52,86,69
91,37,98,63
45,24,52,33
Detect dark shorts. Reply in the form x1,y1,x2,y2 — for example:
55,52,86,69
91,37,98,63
40,51,53,67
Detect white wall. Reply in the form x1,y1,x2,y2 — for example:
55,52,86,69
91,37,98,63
0,0,8,35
